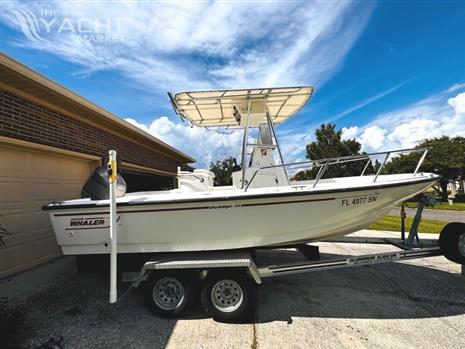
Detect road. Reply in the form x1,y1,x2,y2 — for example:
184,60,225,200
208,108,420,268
2,230,465,349
389,207,465,223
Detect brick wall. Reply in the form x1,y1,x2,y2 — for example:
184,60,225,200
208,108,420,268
0,89,182,173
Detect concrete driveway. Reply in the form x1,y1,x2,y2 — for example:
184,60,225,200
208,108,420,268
1,230,464,349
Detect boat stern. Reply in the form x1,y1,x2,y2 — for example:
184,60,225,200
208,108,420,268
43,202,111,255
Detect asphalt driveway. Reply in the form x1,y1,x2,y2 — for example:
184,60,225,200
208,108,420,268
1,230,464,349
389,207,465,223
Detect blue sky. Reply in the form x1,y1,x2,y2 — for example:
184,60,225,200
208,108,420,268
1,1,465,166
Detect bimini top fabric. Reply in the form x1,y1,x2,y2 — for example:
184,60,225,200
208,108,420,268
172,86,313,127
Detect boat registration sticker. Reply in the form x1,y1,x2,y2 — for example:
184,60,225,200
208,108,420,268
341,195,378,206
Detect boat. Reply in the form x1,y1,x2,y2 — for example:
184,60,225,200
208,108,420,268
43,86,439,255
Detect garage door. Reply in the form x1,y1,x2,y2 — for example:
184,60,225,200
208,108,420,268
0,144,97,278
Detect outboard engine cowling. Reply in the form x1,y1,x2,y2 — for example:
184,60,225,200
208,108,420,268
81,166,126,200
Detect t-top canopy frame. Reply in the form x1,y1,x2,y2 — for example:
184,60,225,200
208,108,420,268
169,86,313,127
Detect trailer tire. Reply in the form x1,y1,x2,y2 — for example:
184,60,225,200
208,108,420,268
144,271,192,318
439,222,465,265
201,270,255,323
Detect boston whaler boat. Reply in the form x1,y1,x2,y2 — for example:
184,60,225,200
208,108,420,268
44,86,438,254
44,87,465,321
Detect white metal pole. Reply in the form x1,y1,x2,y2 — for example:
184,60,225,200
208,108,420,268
265,107,289,185
108,150,118,304
413,149,428,176
241,99,251,189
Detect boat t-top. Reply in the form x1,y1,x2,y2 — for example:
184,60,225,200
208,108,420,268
44,86,439,255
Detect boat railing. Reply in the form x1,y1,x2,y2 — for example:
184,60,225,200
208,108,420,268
244,147,430,191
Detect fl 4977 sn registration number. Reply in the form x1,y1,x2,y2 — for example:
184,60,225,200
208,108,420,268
341,195,378,206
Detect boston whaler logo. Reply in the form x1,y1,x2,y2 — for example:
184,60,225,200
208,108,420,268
69,217,107,229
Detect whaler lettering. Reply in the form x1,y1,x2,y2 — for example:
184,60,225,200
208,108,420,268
70,219,105,226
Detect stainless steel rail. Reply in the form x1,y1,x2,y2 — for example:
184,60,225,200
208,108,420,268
244,147,430,191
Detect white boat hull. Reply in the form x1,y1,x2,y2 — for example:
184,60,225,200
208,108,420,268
46,174,438,255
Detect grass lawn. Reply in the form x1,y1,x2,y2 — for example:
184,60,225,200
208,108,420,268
368,215,448,234
397,201,465,211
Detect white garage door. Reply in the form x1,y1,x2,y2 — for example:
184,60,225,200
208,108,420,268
0,143,98,278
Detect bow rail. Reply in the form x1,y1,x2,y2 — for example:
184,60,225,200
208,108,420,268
244,147,430,191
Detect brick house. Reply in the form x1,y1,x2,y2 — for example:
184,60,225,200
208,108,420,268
0,53,194,277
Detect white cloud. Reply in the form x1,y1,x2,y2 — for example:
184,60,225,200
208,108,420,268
329,79,410,122
278,129,315,163
448,92,465,114
276,79,415,160
349,90,465,153
385,119,440,149
341,126,359,140
1,1,374,92
1,1,376,166
125,89,465,167
125,117,243,167
358,126,386,151
446,82,465,93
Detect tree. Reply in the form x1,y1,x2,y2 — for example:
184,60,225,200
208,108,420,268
374,159,382,173
180,163,195,172
209,157,237,186
383,136,465,201
295,123,373,179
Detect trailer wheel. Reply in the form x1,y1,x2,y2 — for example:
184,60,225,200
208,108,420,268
201,270,255,323
439,222,465,265
144,271,192,318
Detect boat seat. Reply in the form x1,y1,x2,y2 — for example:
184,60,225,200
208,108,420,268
177,168,215,192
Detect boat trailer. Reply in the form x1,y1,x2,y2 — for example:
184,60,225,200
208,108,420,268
118,194,464,322
104,151,464,322
124,241,443,286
